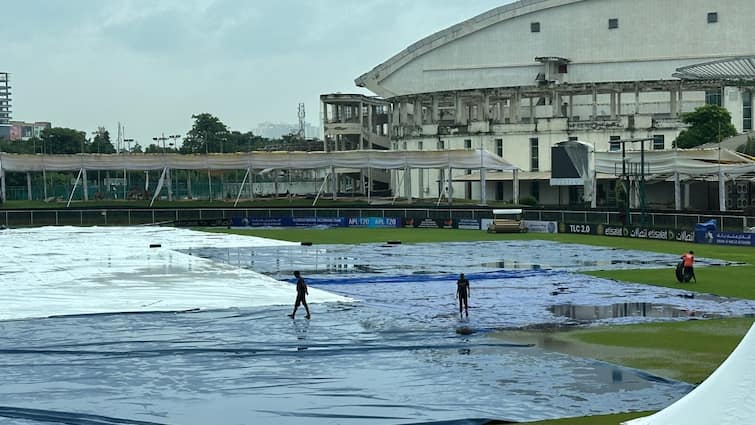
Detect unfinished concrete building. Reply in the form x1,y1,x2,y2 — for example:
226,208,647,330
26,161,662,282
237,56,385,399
354,0,755,209
321,93,392,196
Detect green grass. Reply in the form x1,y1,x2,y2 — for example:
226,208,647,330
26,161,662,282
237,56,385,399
526,318,753,384
586,267,755,299
516,412,653,425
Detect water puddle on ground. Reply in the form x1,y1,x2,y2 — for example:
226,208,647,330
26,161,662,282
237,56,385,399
549,302,724,322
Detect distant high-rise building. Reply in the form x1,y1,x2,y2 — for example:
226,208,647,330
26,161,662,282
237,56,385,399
0,72,10,140
10,121,52,141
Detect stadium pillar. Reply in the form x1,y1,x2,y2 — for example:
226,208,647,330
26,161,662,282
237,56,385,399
529,96,534,122
82,169,89,201
480,168,487,206
512,169,519,203
609,92,617,119
617,92,622,115
670,88,678,117
330,166,337,200
446,166,453,206
482,93,490,121
26,172,32,201
455,94,464,125
322,101,329,152
431,95,440,122
684,183,691,209
674,171,681,211
404,166,412,204
369,103,374,134
0,166,5,203
511,90,521,123
719,169,727,212
189,172,194,199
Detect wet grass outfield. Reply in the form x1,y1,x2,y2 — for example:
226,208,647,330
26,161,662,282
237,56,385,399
205,227,755,425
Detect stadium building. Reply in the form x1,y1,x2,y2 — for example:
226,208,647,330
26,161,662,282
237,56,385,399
339,0,755,209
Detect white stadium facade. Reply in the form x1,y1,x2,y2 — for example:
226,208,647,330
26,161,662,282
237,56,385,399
323,0,755,210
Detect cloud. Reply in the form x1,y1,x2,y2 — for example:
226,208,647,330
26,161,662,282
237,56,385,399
2,0,510,144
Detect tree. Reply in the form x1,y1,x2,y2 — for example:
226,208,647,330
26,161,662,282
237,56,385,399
89,130,116,154
674,104,737,149
39,127,88,154
737,135,755,156
0,138,35,154
182,113,229,154
144,144,163,154
226,130,266,152
131,142,143,153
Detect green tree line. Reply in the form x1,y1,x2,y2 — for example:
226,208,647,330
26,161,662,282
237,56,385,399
0,113,309,155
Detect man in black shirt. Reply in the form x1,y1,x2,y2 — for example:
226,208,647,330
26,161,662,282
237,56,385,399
288,271,311,319
456,273,470,318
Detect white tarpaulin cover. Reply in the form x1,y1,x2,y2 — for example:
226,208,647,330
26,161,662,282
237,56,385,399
0,149,518,172
622,324,755,425
595,148,755,178
0,226,350,321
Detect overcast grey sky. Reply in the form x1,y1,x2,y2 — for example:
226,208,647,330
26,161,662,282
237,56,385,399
3,0,509,146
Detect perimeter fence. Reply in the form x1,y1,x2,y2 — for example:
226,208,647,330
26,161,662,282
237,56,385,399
1,207,753,233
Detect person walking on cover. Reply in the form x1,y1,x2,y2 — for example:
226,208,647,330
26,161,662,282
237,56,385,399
681,250,696,283
288,271,311,319
456,273,470,318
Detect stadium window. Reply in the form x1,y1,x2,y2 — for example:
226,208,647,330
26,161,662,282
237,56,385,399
530,137,539,171
609,135,621,152
707,12,718,23
705,90,722,106
418,141,423,151
744,92,752,131
530,22,540,33
653,134,665,150
608,18,619,29
568,136,578,141
437,139,445,150
464,139,472,149
495,139,503,157
558,64,568,74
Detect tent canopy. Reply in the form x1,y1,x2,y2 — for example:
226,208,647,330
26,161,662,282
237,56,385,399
595,148,755,180
0,149,518,173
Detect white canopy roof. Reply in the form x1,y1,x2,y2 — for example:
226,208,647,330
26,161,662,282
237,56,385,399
673,56,755,81
0,149,519,172
623,324,755,425
595,148,755,180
